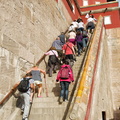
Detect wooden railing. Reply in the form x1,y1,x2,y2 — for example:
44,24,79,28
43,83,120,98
0,84,18,107
0,29,68,108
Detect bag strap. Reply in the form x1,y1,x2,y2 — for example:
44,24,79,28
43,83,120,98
65,43,74,54
51,50,57,57
23,77,32,81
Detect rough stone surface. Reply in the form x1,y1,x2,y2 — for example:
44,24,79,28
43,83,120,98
89,28,120,120
106,28,120,118
0,0,72,120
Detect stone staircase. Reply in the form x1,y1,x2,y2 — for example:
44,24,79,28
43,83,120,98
29,52,86,120
9,50,86,120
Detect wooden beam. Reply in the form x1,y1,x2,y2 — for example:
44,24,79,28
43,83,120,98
81,7,120,15
73,0,81,16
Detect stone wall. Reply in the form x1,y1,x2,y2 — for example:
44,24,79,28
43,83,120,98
106,28,120,119
90,28,113,120
89,28,120,120
0,0,72,119
68,16,113,120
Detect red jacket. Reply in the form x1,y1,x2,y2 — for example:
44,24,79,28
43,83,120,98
56,65,74,82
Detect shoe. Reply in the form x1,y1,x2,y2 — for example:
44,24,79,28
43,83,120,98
53,70,56,73
38,96,42,98
22,118,28,120
64,99,69,102
30,100,32,104
59,97,63,103
21,109,24,113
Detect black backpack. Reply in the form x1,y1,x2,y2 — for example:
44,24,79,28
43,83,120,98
18,78,31,93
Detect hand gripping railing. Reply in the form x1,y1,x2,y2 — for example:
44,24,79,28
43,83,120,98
0,48,54,108
0,28,69,108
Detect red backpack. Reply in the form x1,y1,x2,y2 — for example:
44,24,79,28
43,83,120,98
60,66,70,79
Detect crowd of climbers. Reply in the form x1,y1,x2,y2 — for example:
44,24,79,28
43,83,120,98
13,14,96,120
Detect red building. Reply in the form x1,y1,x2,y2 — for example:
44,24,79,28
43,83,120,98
56,0,120,29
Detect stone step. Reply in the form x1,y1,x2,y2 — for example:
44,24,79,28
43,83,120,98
32,102,65,108
30,105,66,114
28,52,86,120
29,106,66,120
29,112,64,120
34,92,60,98
34,85,73,98
33,97,59,103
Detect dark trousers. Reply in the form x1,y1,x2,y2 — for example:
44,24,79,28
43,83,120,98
48,55,57,77
60,81,70,100
77,41,83,55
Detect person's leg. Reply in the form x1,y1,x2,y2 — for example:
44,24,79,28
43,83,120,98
85,37,88,45
48,58,53,77
77,42,82,56
60,81,65,102
22,93,30,119
30,89,34,103
19,94,24,111
53,63,57,73
77,42,80,55
64,82,70,101
82,38,87,48
49,64,53,77
69,54,74,67
37,84,42,97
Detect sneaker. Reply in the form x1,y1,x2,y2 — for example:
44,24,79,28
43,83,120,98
38,96,42,98
64,99,69,102
30,100,32,104
22,118,28,120
21,109,24,113
59,97,63,103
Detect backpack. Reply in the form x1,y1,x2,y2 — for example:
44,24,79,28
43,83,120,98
60,66,70,79
18,78,31,93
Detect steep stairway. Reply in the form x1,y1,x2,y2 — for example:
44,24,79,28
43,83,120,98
29,52,86,120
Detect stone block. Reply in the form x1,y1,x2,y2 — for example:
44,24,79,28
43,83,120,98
23,5,31,20
2,34,19,55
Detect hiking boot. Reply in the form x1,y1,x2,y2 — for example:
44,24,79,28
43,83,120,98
59,97,63,103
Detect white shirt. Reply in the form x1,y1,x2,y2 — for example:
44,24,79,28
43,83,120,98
68,25,75,31
72,21,78,28
45,50,58,57
68,31,76,39
87,17,94,22
78,22,84,28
